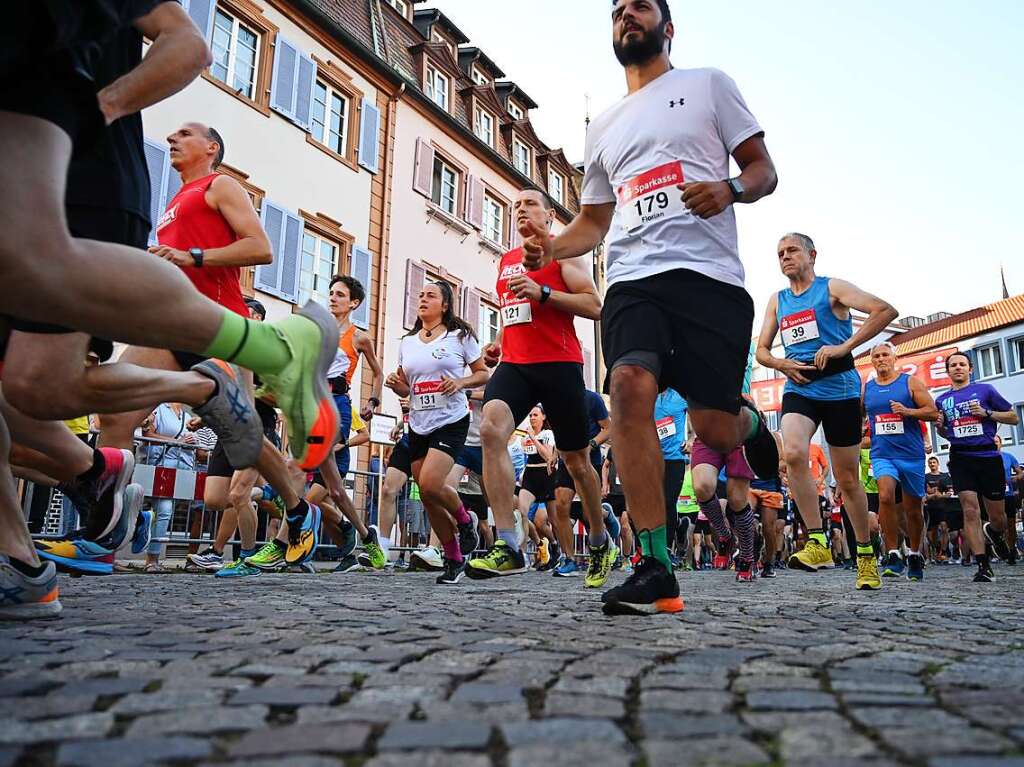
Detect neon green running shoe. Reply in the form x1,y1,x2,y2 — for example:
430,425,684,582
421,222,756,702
260,302,339,470
215,558,263,578
465,540,528,579
584,540,618,588
356,526,387,570
245,541,286,571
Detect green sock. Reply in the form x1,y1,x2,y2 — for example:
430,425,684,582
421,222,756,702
639,526,673,572
856,543,873,557
744,406,761,441
809,530,828,547
203,311,290,374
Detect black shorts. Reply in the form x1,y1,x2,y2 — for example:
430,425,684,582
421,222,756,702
867,492,880,514
459,492,488,520
601,268,753,414
694,518,712,536
521,467,555,502
948,452,1005,501
484,361,591,452
781,393,862,448
605,494,627,517
1005,494,1020,518
388,436,411,477
207,442,234,479
408,416,470,463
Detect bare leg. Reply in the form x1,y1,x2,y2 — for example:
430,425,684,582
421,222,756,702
878,476,901,551
414,451,459,548
904,494,925,554
0,415,39,565
959,492,985,556
227,468,260,551
831,445,870,543
562,448,606,544
780,413,822,533
609,366,663,532
379,466,408,543
0,389,93,479
553,487,575,557
98,347,185,451
982,495,1008,535
479,401,516,531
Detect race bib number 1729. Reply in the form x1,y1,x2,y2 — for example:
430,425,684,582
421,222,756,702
617,161,686,234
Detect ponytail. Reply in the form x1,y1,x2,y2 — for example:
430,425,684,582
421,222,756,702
405,280,479,342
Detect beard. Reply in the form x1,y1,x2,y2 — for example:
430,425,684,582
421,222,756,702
612,23,667,66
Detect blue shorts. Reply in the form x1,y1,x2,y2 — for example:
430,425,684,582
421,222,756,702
334,393,352,475
872,456,925,498
455,444,483,475
528,501,541,523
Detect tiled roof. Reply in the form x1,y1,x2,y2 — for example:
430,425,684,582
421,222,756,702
888,294,1024,355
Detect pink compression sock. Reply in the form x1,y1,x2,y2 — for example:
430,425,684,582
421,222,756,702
441,537,463,563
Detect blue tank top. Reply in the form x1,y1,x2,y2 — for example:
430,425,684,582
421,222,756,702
777,275,860,401
864,373,924,462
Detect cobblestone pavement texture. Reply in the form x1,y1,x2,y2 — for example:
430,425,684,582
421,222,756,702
1,563,1022,766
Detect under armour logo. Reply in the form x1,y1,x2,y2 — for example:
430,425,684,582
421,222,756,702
669,98,685,108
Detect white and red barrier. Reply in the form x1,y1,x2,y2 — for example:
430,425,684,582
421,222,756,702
131,464,207,501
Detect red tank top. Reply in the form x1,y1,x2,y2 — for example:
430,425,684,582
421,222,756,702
155,173,248,317
496,248,583,365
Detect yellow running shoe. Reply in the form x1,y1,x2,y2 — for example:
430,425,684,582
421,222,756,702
584,540,618,588
856,554,882,590
788,539,835,571
537,538,550,568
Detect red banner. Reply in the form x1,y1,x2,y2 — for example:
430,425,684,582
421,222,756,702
750,347,958,413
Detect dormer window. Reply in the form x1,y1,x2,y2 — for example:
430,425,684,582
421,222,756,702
471,66,489,86
474,106,494,147
513,137,531,178
431,29,455,57
507,101,524,120
384,0,407,17
426,66,449,111
548,169,565,206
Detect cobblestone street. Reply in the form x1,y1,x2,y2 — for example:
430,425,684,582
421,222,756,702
1,564,1022,767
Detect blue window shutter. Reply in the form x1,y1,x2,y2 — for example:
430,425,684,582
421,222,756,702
143,138,169,246
270,36,299,120
294,53,317,130
351,246,373,330
257,201,285,296
183,0,216,42
358,98,381,174
279,211,303,303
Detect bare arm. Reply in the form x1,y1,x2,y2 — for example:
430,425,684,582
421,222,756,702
679,135,778,219
98,2,212,124
592,417,611,448
205,176,273,267
756,293,815,384
894,377,939,422
826,279,899,359
452,358,491,393
989,409,1020,426
347,426,370,450
355,330,384,416
520,204,614,270
506,255,601,320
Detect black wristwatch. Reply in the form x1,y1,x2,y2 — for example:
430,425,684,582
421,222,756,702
539,285,552,304
368,397,380,408
189,247,205,267
726,178,744,202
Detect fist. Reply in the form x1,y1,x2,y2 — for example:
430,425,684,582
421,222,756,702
483,343,501,368
679,181,733,219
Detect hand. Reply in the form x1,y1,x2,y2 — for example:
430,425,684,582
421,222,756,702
508,273,542,302
360,401,378,421
438,375,463,396
968,401,989,419
778,358,817,385
186,417,203,431
487,342,503,368
813,344,848,370
602,483,610,498
679,181,733,219
180,433,196,445
96,87,121,126
385,370,407,392
148,245,192,267
890,400,910,417
519,219,552,271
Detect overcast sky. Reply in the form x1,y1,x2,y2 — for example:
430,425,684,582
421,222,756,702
436,0,1023,322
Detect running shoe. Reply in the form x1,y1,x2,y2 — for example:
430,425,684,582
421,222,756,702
35,534,114,575
740,401,780,480
457,510,480,556
735,559,755,583
245,540,287,571
336,519,357,560
215,558,262,578
584,540,618,588
788,539,835,571
760,560,776,579
93,481,141,552
0,558,61,620
542,541,561,571
356,526,387,570
410,546,444,572
437,558,466,585
601,557,685,616
285,503,322,565
191,360,263,469
259,301,340,470
394,557,408,570
603,503,621,543
668,552,682,570
881,552,905,578
553,556,580,577
535,538,550,569
187,547,225,572
906,554,925,581
333,554,362,573
983,522,1012,561
855,555,882,590
973,563,995,583
131,509,153,555
466,540,528,579
59,447,135,542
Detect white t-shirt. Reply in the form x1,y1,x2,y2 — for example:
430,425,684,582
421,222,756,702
398,330,481,435
465,397,481,448
520,429,555,465
581,67,762,289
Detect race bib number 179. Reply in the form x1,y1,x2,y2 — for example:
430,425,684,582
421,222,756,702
617,161,686,234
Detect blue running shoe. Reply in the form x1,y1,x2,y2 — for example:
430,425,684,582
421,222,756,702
880,552,905,577
337,519,358,560
553,556,579,577
603,503,621,544
215,558,263,578
132,509,153,555
35,535,114,575
285,503,322,566
99,483,143,552
906,554,924,582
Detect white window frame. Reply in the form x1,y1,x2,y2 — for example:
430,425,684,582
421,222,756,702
474,107,494,147
471,66,489,86
1008,335,1024,373
975,343,1004,380
513,137,531,177
299,230,339,307
426,66,449,111
310,80,350,157
507,101,524,120
483,194,504,246
1017,404,1024,443
548,169,564,205
384,0,408,16
479,302,500,346
210,8,260,100
431,156,459,216
430,30,455,56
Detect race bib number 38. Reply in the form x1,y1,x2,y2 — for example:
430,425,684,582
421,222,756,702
656,417,676,440
412,380,446,411
617,161,686,234
952,417,983,439
780,309,821,348
874,413,905,436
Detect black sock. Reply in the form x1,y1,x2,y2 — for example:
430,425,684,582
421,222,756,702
286,499,309,523
78,449,107,483
9,557,48,579
977,553,991,568
273,539,287,553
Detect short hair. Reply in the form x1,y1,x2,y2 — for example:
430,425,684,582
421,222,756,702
781,232,816,253
612,0,672,22
945,351,973,371
871,341,897,355
329,274,366,306
244,298,266,319
206,126,225,168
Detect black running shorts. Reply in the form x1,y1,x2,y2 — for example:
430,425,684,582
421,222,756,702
948,451,1005,501
207,442,234,479
781,393,862,448
484,361,590,453
388,436,411,477
408,416,470,463
521,467,555,503
601,268,754,414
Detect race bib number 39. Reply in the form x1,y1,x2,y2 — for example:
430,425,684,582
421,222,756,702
501,301,532,326
780,309,821,348
617,161,686,234
874,413,905,436
952,417,983,439
412,380,446,411
656,417,676,440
